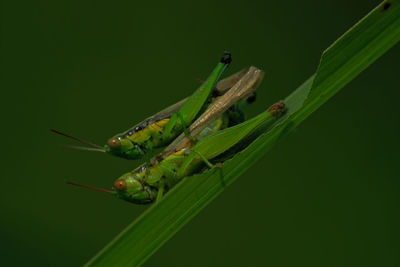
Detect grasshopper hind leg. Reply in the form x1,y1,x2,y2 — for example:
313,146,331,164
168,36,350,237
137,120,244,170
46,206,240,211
192,149,222,170
192,149,225,186
177,111,197,142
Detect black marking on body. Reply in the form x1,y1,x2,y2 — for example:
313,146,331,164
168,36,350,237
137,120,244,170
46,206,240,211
122,111,172,138
132,165,147,175
138,179,145,190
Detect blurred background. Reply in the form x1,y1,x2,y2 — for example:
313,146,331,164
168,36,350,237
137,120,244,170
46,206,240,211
2,0,399,266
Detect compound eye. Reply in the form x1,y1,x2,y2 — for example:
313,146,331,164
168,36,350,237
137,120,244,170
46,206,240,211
113,179,126,191
107,137,121,150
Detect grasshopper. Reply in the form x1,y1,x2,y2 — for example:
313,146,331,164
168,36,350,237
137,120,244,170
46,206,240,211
52,53,256,161
67,68,285,205
111,100,285,204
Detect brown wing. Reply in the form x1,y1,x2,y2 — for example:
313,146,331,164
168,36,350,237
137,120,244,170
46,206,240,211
157,66,264,161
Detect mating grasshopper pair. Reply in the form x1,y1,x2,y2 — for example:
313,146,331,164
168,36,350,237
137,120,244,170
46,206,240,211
53,52,286,204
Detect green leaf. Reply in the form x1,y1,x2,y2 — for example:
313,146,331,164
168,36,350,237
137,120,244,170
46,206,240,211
86,1,400,266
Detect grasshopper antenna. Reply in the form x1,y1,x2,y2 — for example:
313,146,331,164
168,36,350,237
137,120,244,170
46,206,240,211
59,144,105,152
50,129,105,150
66,181,113,194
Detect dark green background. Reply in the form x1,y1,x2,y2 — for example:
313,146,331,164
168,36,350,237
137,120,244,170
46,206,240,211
2,0,399,266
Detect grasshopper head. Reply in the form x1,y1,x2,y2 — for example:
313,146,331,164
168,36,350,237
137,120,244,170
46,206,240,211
113,171,157,204
105,136,144,159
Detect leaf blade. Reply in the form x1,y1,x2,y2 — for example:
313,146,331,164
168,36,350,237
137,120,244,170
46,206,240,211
86,1,400,266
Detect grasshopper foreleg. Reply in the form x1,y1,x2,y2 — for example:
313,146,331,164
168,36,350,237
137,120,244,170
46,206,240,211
156,180,165,203
144,143,154,168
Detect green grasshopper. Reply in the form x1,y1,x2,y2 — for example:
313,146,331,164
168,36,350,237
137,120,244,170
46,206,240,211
67,68,285,205
111,101,285,204
52,52,254,161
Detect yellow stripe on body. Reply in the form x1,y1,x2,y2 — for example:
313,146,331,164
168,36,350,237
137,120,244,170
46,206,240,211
154,118,169,128
127,118,170,144
171,150,184,157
